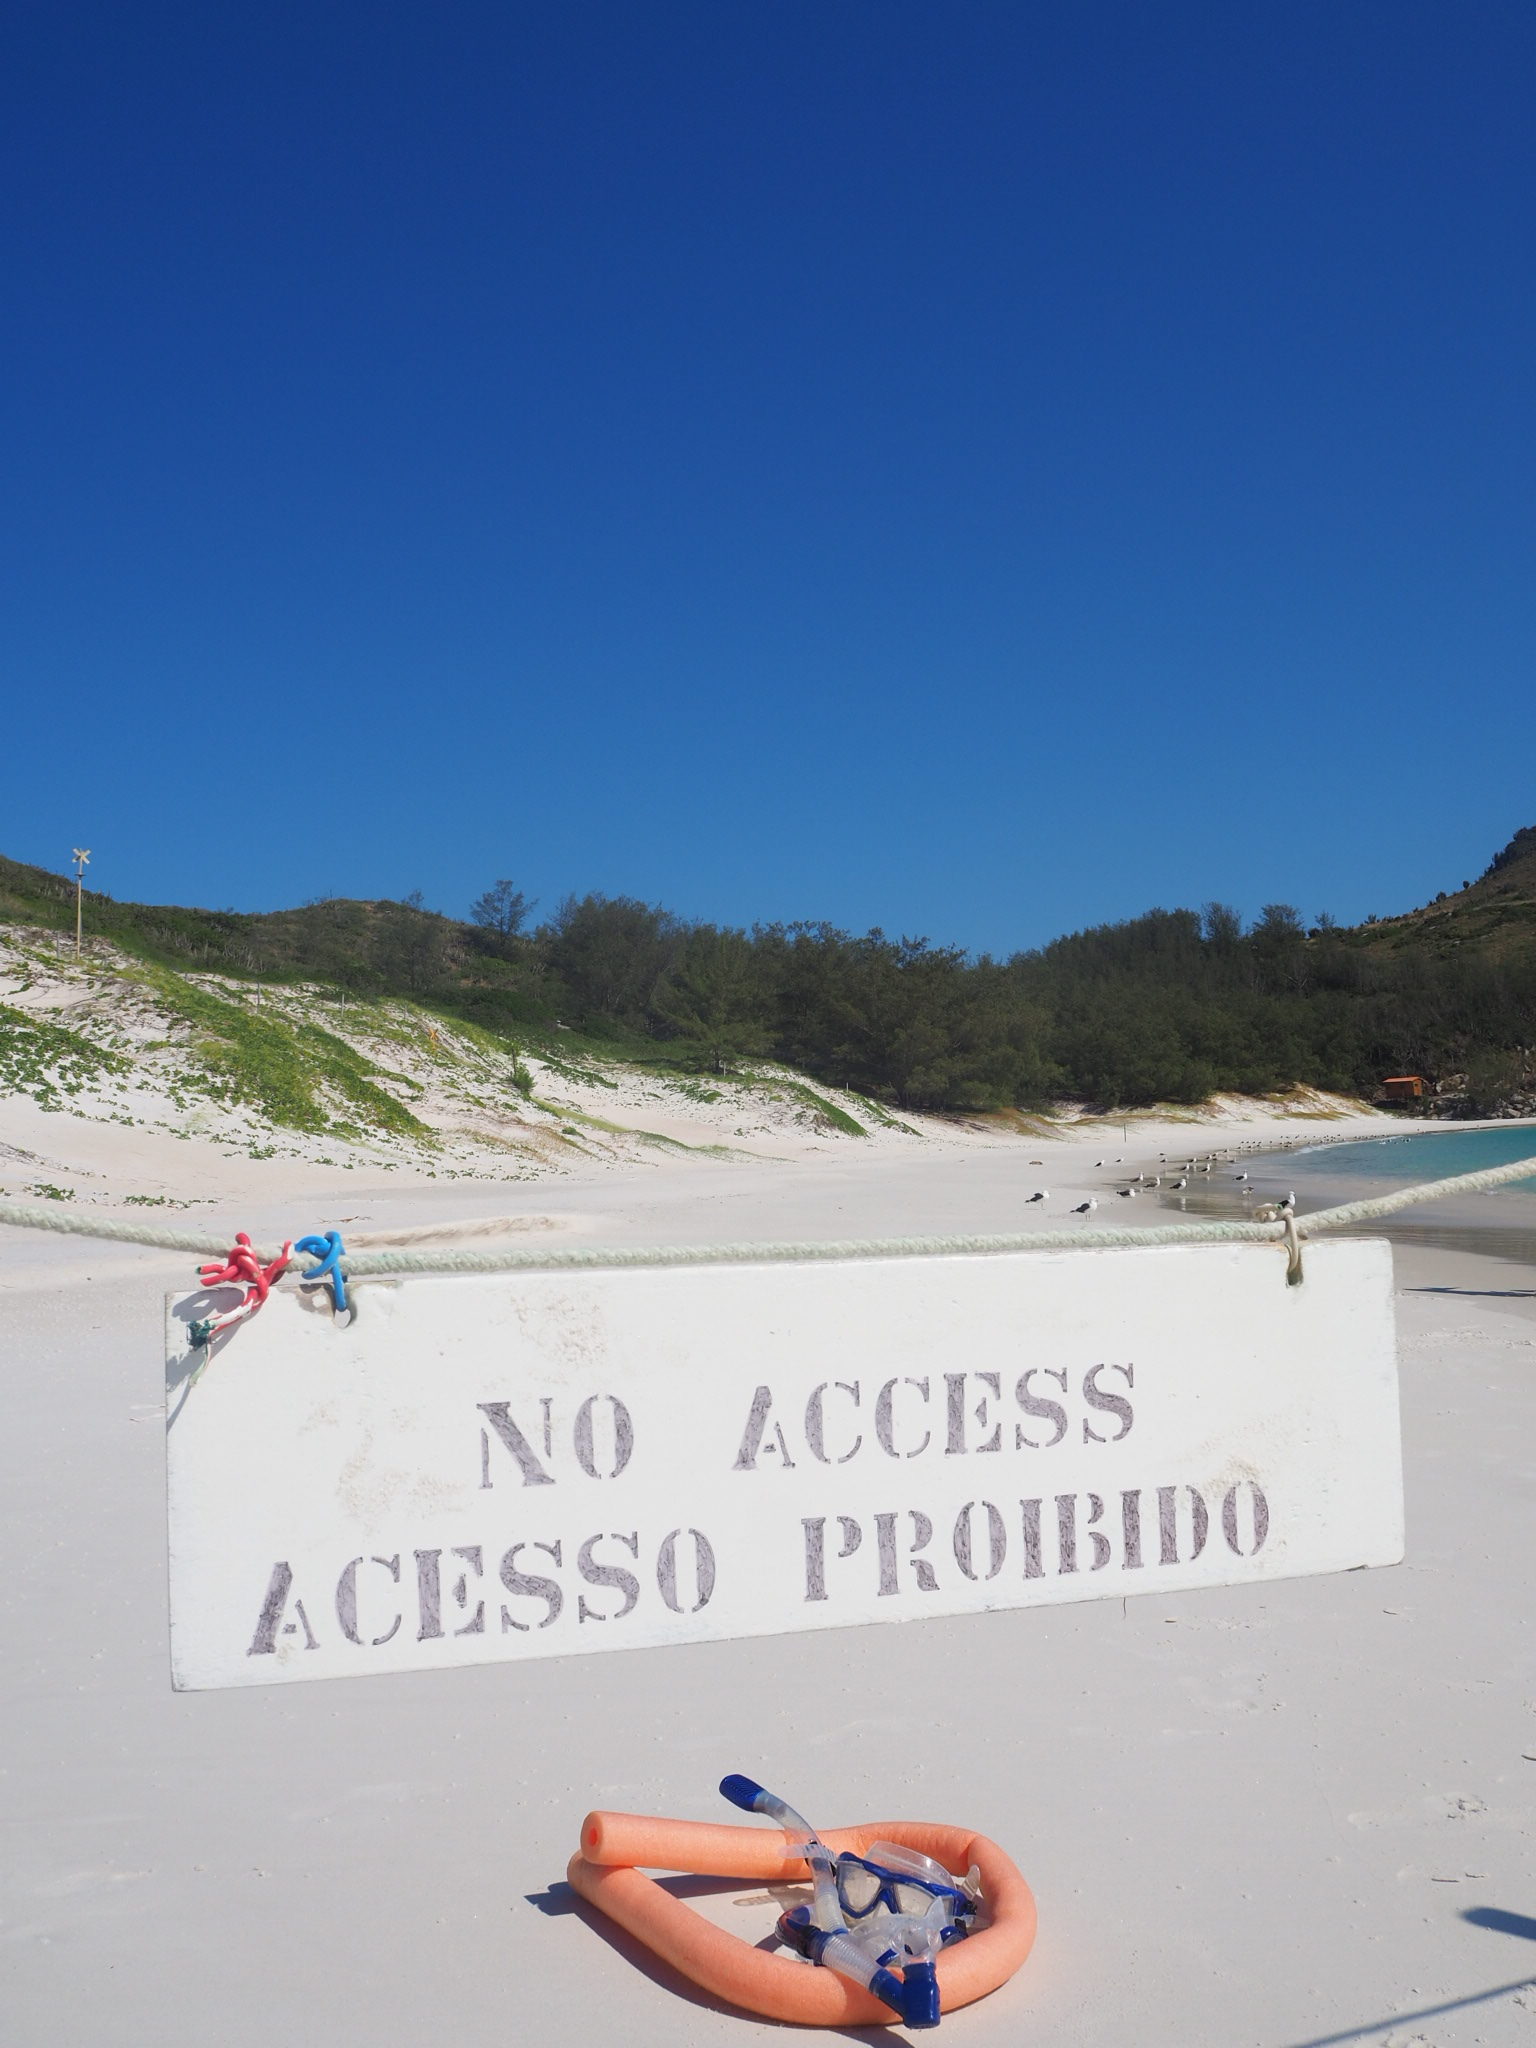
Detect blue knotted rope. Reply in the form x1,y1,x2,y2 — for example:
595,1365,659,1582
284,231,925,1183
294,1230,348,1315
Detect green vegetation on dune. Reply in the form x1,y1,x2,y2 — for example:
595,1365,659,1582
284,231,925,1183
779,1081,867,1136
130,968,428,1138
0,1002,128,1107
5,822,1536,1118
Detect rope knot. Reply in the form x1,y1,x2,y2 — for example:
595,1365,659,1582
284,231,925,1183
1281,1210,1304,1287
294,1230,350,1317
189,1232,292,1348
1251,1201,1304,1284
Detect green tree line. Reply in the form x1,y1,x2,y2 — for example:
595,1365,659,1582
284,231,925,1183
514,892,1534,1110
4,849,1533,1113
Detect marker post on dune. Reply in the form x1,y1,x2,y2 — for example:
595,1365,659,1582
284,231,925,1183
163,1236,1403,1691
71,847,90,954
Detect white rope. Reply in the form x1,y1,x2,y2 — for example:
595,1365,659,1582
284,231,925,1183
0,1205,241,1255
0,1149,1532,1279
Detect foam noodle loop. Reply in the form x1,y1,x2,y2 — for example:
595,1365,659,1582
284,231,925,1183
567,1793,1036,2028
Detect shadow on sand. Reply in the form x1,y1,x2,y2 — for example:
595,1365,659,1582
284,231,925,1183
1276,1905,1536,2045
1406,1283,1536,1298
524,1877,916,2042
163,1289,246,1430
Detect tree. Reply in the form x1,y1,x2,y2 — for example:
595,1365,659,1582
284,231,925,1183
471,879,537,937
544,894,685,1025
650,928,770,1072
1253,903,1305,942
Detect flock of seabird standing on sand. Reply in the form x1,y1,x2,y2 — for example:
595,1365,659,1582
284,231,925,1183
1024,1139,1299,1219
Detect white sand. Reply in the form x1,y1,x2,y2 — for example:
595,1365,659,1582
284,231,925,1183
5,1103,1536,2042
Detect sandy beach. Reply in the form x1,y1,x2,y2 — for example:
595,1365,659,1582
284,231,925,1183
4,1107,1536,2046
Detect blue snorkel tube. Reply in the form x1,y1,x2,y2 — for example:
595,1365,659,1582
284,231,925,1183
719,1774,962,2028
718,1775,861,1946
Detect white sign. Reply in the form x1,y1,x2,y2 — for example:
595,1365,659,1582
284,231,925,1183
164,1239,1403,1690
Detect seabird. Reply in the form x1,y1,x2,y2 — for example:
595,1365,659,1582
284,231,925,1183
1169,1177,1187,1189
1027,1190,1048,1203
1072,1198,1098,1214
1233,1171,1249,1181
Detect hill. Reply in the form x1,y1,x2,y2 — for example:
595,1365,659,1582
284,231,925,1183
1343,823,1536,967
0,920,926,1195
2,829,1534,1118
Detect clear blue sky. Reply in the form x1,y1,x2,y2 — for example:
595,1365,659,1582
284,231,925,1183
3,2,1533,954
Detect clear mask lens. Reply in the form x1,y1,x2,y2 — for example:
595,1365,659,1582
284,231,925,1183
894,1881,937,1917
837,1862,883,1915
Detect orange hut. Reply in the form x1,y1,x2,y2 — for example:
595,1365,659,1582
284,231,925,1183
1380,1075,1425,1103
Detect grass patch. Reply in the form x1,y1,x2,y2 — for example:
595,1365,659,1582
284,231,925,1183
780,1082,866,1136
130,967,428,1138
0,1002,128,1107
534,1098,629,1139
850,1092,915,1132
664,1077,725,1103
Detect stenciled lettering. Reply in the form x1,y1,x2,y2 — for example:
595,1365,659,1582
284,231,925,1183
1056,1492,1111,1574
336,1554,402,1646
480,1395,634,1487
946,1373,1002,1456
500,1539,564,1632
874,1377,932,1459
802,1514,864,1602
1015,1368,1068,1449
803,1478,1274,1604
953,1500,1007,1581
733,1385,797,1470
247,1560,319,1656
576,1532,641,1623
875,1509,939,1596
1121,1488,1144,1569
1221,1481,1270,1556
573,1395,634,1480
1082,1364,1135,1443
478,1401,555,1488
805,1381,862,1465
1158,1484,1209,1565
656,1528,717,1614
730,1367,1141,1471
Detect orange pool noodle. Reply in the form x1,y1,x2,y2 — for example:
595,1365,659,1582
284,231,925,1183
567,1813,1036,2026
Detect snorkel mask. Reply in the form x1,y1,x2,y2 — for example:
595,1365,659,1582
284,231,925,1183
720,1775,982,2030
836,1840,981,1929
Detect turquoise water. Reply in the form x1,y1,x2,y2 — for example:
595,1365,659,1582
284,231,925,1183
1173,1121,1536,1266
1288,1124,1536,1187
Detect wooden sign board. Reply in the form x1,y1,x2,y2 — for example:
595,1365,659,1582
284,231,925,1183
164,1239,1403,1691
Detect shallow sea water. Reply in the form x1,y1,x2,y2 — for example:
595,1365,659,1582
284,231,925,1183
1283,1122,1536,1185
1156,1120,1536,1269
